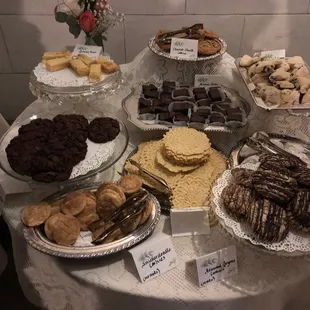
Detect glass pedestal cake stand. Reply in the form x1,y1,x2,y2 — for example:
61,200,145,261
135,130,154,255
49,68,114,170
29,68,123,106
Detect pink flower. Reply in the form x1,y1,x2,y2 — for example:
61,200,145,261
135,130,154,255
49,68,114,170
95,0,109,12
79,10,95,34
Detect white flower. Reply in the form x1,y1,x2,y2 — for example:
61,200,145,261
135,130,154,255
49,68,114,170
57,0,85,17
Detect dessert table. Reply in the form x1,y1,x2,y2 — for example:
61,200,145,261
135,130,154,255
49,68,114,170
3,48,310,310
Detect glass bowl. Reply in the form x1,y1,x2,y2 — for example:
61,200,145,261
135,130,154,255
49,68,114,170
0,108,129,186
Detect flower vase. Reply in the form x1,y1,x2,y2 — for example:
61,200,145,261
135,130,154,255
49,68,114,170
85,36,104,52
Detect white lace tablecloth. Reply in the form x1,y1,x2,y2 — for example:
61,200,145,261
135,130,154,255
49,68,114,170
3,49,310,310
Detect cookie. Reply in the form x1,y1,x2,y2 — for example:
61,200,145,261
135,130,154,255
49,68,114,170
19,119,53,136
76,204,100,231
44,213,63,240
118,175,142,195
92,222,122,243
139,199,153,225
96,183,126,203
51,214,80,246
197,28,219,40
198,40,221,55
231,168,255,188
88,117,120,143
61,191,87,215
21,202,52,227
291,167,310,187
121,213,142,234
239,55,261,67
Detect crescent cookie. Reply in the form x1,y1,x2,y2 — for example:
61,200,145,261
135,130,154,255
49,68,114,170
21,202,51,227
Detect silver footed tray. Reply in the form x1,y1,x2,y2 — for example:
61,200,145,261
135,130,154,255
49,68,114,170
23,183,161,259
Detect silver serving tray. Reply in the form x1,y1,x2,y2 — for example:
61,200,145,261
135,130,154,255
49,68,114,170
148,36,227,62
122,86,251,133
229,133,310,167
235,57,310,113
23,183,161,259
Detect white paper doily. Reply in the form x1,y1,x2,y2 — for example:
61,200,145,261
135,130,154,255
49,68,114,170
33,63,111,87
212,162,310,253
70,139,115,179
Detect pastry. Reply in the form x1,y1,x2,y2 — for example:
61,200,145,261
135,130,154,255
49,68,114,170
259,153,306,169
88,117,120,143
96,57,119,74
281,89,300,105
139,199,153,225
76,204,100,231
45,57,70,72
258,86,281,106
198,39,221,55
44,213,63,240
247,198,289,242
252,169,298,204
197,28,219,40
231,168,254,188
155,30,172,51
291,167,310,187
61,191,87,216
296,77,310,94
78,54,96,66
118,175,142,195
70,59,90,77
239,55,261,67
51,214,80,246
273,81,295,89
287,56,305,69
251,74,270,86
247,63,259,77
302,88,310,104
42,50,71,60
255,59,281,75
21,202,51,227
96,183,126,203
269,68,291,82
92,222,122,243
88,64,102,82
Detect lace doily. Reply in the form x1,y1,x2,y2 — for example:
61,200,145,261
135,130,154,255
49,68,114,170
70,140,115,179
33,63,112,87
212,162,310,253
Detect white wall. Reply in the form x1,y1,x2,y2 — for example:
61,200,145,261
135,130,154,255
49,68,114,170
1,0,310,120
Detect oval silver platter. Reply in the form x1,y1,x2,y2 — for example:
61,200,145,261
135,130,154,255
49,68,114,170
148,36,227,62
229,133,310,168
23,183,161,259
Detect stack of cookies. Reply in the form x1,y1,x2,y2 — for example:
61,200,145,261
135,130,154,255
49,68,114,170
21,175,154,246
125,128,227,213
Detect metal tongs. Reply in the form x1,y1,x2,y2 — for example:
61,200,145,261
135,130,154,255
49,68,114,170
247,131,305,165
157,23,203,44
91,190,150,245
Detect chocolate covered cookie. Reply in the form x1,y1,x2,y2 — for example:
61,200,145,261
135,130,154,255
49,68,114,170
291,167,310,188
88,117,120,143
231,168,255,188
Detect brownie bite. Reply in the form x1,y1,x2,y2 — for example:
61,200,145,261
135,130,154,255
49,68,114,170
197,99,212,107
172,102,191,115
208,87,222,102
142,84,157,93
190,114,206,123
144,89,159,99
193,87,206,94
212,105,227,116
195,109,211,117
195,92,208,101
163,80,176,93
158,112,174,122
160,92,173,105
173,88,191,99
210,113,225,124
227,107,243,122
139,97,153,108
139,107,155,114
174,115,189,122
155,105,169,113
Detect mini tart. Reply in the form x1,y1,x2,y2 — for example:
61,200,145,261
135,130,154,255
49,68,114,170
118,175,143,195
21,202,51,227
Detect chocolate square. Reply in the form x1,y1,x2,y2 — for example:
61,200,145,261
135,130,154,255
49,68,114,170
227,107,242,115
179,83,190,89
139,97,153,108
152,99,162,106
227,113,243,122
174,115,189,122
212,105,227,116
195,109,211,117
163,80,176,88
224,96,232,103
158,112,173,122
210,114,225,124
190,115,205,123
142,84,157,93
173,88,191,98
197,99,212,107
208,87,222,102
144,90,159,99
195,92,208,101
139,107,155,114
160,93,173,105
172,102,190,111
193,87,206,94
155,105,169,112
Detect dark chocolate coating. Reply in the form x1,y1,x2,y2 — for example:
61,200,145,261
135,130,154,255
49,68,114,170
88,117,120,144
142,84,157,92
139,97,153,108
208,87,222,102
155,105,169,112
173,88,190,98
158,112,173,122
212,105,227,115
174,115,189,122
195,92,208,100
143,89,159,99
139,107,155,114
193,87,206,94
210,114,225,124
197,99,212,107
190,115,205,123
172,102,191,111
160,93,173,105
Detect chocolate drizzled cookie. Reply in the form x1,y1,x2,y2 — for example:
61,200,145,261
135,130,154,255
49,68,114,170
259,153,306,170
231,168,255,188
291,167,310,188
247,198,289,242
252,170,298,203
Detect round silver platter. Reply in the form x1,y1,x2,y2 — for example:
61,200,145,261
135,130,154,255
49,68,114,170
29,69,123,104
23,183,161,259
148,36,227,62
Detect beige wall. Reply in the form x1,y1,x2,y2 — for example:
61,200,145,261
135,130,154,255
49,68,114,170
1,0,310,120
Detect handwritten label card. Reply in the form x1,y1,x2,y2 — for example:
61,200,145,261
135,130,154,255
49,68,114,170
129,235,178,283
170,38,198,60
196,246,238,287
194,75,224,87
72,44,102,58
170,207,210,237
255,49,286,59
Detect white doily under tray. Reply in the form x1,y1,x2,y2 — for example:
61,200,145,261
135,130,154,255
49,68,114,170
212,162,310,254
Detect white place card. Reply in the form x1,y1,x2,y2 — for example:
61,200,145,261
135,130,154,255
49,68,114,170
129,235,178,283
72,44,102,58
196,246,238,287
194,75,224,87
170,38,198,60
256,49,286,58
170,207,210,237
248,82,256,91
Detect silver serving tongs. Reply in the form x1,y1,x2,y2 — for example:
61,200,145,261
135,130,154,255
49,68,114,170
247,131,305,165
91,191,150,245
128,159,171,195
157,23,203,44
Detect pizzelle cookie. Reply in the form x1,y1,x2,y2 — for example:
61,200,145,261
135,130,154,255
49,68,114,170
21,202,52,227
163,128,211,165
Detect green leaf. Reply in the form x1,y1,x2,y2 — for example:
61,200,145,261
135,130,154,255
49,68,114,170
66,15,78,26
92,34,104,47
55,11,68,23
69,24,81,39
102,36,107,41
